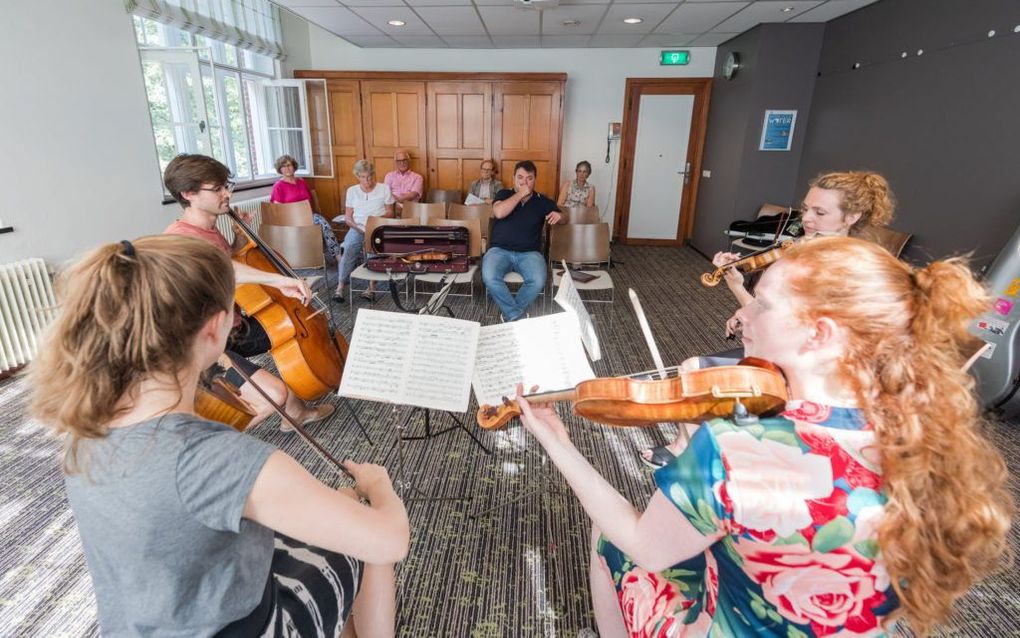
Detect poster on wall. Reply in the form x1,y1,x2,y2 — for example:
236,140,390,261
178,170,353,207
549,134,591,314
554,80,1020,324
759,110,797,151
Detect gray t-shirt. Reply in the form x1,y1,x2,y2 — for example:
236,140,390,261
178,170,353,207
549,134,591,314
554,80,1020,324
64,413,276,636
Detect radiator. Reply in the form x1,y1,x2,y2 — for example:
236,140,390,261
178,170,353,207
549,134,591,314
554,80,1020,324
215,196,269,243
0,258,57,373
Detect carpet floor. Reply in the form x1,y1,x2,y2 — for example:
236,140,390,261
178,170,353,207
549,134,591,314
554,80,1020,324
0,245,1017,637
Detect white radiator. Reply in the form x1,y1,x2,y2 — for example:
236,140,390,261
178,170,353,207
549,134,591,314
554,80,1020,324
0,258,57,373
215,196,269,243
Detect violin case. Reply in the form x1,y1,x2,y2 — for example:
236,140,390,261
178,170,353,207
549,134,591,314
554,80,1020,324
365,224,471,274
725,209,804,248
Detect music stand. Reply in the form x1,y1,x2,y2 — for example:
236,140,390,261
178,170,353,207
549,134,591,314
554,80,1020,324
385,276,491,503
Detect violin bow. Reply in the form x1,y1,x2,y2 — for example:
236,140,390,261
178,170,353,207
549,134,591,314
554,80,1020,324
628,289,692,443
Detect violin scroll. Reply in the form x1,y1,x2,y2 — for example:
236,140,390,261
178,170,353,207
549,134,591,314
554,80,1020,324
476,396,520,430
700,271,724,287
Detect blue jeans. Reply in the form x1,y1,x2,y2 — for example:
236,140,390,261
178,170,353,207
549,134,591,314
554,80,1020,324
337,229,365,286
482,247,546,321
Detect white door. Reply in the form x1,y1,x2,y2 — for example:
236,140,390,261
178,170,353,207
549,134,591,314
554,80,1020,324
626,94,694,241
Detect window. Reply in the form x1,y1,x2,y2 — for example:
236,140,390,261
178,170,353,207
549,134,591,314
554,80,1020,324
132,17,332,190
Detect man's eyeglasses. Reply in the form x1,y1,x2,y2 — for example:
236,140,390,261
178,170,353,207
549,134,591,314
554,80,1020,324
395,157,410,163
200,182,235,194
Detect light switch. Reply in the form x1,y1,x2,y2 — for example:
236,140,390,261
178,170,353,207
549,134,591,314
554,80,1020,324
702,170,711,178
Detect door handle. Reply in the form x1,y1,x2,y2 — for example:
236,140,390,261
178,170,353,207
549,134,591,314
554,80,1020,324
677,161,691,185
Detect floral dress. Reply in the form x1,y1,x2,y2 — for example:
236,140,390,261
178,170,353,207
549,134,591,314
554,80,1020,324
598,401,899,637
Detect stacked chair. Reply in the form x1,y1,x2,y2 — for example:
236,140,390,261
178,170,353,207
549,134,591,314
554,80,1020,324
258,200,329,293
426,189,462,205
547,222,615,320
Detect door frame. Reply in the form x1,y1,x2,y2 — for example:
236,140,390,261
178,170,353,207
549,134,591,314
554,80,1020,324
613,78,712,246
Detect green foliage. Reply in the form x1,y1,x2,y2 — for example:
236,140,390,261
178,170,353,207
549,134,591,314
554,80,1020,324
812,516,855,553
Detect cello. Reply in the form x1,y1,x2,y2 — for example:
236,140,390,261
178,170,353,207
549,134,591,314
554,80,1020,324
227,208,348,401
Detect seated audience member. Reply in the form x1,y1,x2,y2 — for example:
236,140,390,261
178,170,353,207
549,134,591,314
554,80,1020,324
383,148,423,214
482,160,562,322
270,154,341,262
467,159,505,204
162,154,333,429
29,235,409,636
517,237,1013,637
335,160,395,302
557,160,597,209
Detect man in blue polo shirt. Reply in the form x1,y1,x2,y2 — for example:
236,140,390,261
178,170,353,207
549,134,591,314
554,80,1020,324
482,160,562,322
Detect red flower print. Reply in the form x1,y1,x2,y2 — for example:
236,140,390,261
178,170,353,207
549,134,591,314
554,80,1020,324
617,568,687,637
782,400,832,423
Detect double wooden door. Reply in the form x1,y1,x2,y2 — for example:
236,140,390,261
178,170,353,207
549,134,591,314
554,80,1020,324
306,74,563,215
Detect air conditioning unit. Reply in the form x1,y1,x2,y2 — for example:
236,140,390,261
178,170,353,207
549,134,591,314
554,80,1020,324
513,0,560,10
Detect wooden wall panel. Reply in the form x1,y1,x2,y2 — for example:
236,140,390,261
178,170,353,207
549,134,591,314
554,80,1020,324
427,81,492,196
361,80,427,182
493,81,562,198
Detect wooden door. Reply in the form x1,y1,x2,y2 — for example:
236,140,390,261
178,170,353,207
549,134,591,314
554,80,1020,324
361,80,427,187
427,81,492,195
493,81,562,198
613,78,712,246
307,79,363,217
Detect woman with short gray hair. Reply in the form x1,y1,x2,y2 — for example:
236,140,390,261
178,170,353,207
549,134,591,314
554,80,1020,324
334,160,395,302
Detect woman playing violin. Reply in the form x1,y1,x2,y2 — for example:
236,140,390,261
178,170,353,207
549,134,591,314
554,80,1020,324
518,237,1012,637
28,235,408,636
714,171,896,309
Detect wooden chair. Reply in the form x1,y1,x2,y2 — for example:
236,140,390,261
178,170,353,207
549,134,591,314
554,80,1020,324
427,189,462,205
258,224,329,301
412,217,483,301
447,204,492,251
548,222,615,314
856,225,912,259
560,205,600,224
401,202,447,224
346,217,409,305
263,200,315,226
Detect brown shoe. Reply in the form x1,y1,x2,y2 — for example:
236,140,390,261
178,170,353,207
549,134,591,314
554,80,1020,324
281,404,336,432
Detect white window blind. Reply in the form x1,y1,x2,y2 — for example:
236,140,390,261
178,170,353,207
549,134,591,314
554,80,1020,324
126,0,286,60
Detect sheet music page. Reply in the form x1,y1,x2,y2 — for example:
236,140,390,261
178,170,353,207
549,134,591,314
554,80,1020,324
464,193,485,205
338,309,479,412
472,313,596,407
554,259,602,361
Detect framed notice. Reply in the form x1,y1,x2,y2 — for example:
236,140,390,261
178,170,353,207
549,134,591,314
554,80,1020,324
759,109,797,151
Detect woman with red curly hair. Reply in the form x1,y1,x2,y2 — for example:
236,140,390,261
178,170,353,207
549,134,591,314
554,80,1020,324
519,237,1012,637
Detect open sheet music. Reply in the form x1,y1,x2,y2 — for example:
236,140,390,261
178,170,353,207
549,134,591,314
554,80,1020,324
338,310,595,413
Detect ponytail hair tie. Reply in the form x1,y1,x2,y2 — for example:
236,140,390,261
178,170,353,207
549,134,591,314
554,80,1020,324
120,240,136,257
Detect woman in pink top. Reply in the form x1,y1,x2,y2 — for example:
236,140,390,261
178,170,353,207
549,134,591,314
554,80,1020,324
271,155,341,261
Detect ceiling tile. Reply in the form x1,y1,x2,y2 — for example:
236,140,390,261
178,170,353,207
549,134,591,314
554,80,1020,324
491,35,542,47
713,1,823,32
790,0,879,22
393,35,449,46
293,6,383,35
403,0,473,5
589,33,645,47
559,0,611,4
473,0,517,5
542,34,592,47
443,35,496,47
654,1,747,33
338,0,405,6
274,0,343,7
351,7,435,34
687,31,738,46
416,6,487,34
342,34,402,46
541,5,609,35
477,6,540,34
639,33,698,46
597,3,677,34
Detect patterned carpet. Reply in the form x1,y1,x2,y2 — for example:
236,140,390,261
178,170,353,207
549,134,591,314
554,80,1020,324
1,244,1018,637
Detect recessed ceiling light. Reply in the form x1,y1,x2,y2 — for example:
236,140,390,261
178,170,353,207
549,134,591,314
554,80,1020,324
623,17,643,24
781,6,795,12
387,19,406,26
562,19,581,27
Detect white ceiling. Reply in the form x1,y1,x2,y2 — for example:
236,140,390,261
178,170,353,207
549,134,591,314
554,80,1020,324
273,0,878,49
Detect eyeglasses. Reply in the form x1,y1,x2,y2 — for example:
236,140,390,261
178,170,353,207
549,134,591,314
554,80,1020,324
481,166,495,171
395,157,410,163
200,182,235,194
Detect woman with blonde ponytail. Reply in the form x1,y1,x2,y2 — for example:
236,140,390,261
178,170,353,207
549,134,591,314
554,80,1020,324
519,236,1012,637
30,235,408,637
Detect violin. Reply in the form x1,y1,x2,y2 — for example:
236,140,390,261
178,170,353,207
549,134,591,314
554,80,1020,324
700,241,794,287
228,209,348,401
476,357,788,430
397,248,454,263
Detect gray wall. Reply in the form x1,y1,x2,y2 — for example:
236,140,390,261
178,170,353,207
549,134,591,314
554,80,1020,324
796,0,1020,265
691,23,825,256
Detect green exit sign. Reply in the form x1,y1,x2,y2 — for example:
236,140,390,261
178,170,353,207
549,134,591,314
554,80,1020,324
660,50,690,66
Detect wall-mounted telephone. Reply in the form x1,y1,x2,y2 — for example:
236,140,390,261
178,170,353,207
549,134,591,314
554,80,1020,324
606,122,621,163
